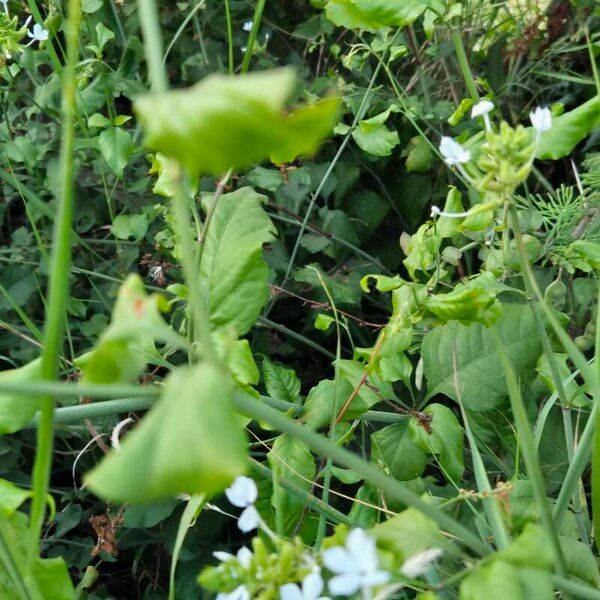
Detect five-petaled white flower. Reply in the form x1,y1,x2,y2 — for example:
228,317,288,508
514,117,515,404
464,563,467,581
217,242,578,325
471,99,494,131
439,136,471,166
213,545,253,569
27,23,49,43
216,584,250,600
225,476,260,533
280,571,330,600
242,20,253,32
530,106,552,133
400,548,443,578
322,529,389,598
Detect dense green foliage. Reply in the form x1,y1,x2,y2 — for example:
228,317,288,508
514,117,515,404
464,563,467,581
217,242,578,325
2,0,600,598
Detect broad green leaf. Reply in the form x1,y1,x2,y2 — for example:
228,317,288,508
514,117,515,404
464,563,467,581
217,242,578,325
268,435,315,533
135,68,339,176
303,379,353,430
460,561,553,600
0,358,42,434
408,403,464,482
199,187,276,335
571,240,600,270
337,358,397,413
436,187,464,238
77,274,182,384
326,0,429,32
262,357,301,404
422,303,542,410
111,213,149,241
0,479,33,516
372,507,446,560
314,313,335,331
27,557,77,600
352,124,399,157
85,362,247,503
371,422,427,480
405,136,434,173
98,127,134,178
536,96,600,160
424,273,503,326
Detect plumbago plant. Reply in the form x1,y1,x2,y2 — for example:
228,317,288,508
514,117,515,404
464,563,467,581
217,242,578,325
2,0,600,598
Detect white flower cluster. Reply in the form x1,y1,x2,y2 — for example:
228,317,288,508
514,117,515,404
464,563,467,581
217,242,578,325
430,102,553,218
215,477,444,600
1,0,49,58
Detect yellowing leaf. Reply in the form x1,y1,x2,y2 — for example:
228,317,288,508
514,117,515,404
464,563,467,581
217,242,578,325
84,362,247,503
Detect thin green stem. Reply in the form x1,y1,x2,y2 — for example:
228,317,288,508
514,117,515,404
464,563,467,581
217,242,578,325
240,0,266,74
508,208,588,540
450,29,479,102
249,459,351,526
492,328,567,577
552,575,600,600
233,393,491,556
137,0,168,93
224,0,234,75
27,0,81,564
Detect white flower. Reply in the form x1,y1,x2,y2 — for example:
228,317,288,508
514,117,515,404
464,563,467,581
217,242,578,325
148,265,163,283
27,23,49,42
471,99,494,118
216,585,250,600
322,529,389,597
1,0,8,15
224,476,260,533
225,476,257,507
439,136,471,166
530,106,552,133
280,571,330,600
471,99,494,131
400,548,443,578
242,20,253,32
213,546,253,569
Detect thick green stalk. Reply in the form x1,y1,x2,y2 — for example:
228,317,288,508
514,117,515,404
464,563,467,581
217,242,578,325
450,29,479,101
492,329,567,577
233,393,491,556
552,576,600,600
27,0,81,563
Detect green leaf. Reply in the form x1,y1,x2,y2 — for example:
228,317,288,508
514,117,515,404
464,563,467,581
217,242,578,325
111,213,149,241
371,422,427,480
0,359,42,434
0,479,33,516
27,557,77,600
408,403,464,482
268,435,315,532
314,313,335,331
199,187,276,336
262,357,301,404
460,561,549,600
303,379,353,430
405,136,434,173
424,273,503,326
98,127,134,178
422,303,542,410
372,507,446,560
95,22,115,52
536,96,600,160
337,358,397,413
84,362,247,503
77,275,182,384
326,0,429,31
352,124,399,157
135,68,339,176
